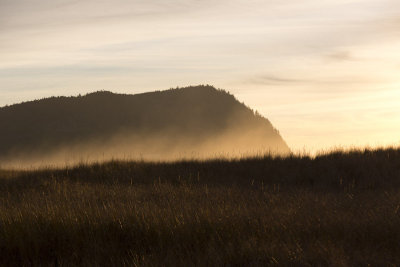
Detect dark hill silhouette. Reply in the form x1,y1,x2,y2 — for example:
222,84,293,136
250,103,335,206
0,85,290,165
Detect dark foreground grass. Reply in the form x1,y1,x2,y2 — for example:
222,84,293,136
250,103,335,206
1,147,400,266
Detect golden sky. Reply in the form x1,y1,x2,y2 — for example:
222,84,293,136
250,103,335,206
0,0,399,152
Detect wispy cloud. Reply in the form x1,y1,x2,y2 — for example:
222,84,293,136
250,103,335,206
325,51,358,62
247,75,311,86
245,74,383,88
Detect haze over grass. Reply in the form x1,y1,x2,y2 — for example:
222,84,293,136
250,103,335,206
1,147,400,265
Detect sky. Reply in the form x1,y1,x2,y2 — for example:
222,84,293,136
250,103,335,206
1,0,399,153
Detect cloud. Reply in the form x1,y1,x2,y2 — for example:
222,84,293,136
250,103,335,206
245,73,382,88
325,51,357,62
0,0,220,29
248,75,311,86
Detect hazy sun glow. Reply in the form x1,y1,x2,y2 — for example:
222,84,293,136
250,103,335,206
1,0,399,153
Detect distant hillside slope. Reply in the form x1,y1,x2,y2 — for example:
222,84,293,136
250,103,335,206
0,85,290,165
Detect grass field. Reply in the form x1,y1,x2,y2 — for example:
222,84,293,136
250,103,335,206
1,147,400,266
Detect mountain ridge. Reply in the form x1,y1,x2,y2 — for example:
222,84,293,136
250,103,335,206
0,85,290,165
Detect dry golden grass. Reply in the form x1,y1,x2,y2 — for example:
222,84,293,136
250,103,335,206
0,147,400,266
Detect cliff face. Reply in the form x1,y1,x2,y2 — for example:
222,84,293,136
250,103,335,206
0,85,290,165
